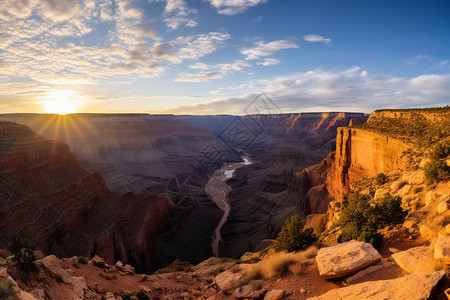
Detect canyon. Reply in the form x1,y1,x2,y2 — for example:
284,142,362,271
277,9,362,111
0,112,369,270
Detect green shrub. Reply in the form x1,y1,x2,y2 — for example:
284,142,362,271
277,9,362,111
374,173,388,185
77,256,88,264
430,140,450,160
0,280,15,300
337,192,406,249
275,215,317,252
373,194,407,224
7,237,36,271
424,160,450,185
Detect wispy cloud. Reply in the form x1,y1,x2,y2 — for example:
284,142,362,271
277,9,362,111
160,0,198,30
207,0,267,15
241,40,299,60
163,67,450,114
303,34,331,44
176,60,250,82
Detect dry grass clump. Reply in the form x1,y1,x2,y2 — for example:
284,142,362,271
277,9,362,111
241,251,298,281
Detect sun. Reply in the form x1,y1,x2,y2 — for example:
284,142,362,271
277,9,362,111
43,90,79,115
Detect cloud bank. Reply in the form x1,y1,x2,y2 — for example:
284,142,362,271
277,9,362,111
163,67,450,114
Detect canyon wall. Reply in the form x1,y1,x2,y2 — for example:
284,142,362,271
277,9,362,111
326,128,411,200
0,122,216,272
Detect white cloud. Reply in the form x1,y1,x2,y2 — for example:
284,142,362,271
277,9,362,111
303,34,331,44
160,0,198,29
241,40,298,60
164,68,450,114
176,60,250,82
171,32,230,63
189,62,209,69
40,0,80,22
257,58,279,66
207,0,267,15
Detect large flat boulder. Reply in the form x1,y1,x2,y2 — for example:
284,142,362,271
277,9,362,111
307,271,447,300
392,246,435,274
316,240,381,279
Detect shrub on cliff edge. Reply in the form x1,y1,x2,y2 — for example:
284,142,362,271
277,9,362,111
275,215,316,252
337,192,406,249
7,237,36,271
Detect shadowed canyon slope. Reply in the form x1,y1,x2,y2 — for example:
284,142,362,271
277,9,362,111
0,121,221,272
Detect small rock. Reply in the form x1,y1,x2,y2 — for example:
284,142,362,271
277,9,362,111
264,290,284,300
140,274,149,282
105,292,116,300
215,271,240,291
233,285,254,298
89,255,110,269
122,264,135,275
408,228,415,234
300,288,306,293
434,237,450,262
114,261,124,271
437,201,448,214
203,287,217,298
425,191,442,207
389,247,400,254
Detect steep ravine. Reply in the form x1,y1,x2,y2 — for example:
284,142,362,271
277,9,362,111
205,155,252,257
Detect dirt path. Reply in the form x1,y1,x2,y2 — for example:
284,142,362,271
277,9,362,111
205,156,252,257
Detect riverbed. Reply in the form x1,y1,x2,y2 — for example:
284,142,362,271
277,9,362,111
205,155,252,257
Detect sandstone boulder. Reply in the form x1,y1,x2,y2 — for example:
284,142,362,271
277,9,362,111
40,255,72,284
215,271,240,291
264,290,284,300
89,255,109,269
437,201,448,214
391,246,435,274
402,170,426,185
122,264,135,275
434,236,450,262
307,271,446,300
316,240,381,279
374,188,390,200
425,190,443,207
397,184,412,198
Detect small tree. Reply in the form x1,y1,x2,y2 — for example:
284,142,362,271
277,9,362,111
7,237,37,271
275,215,316,252
374,173,388,185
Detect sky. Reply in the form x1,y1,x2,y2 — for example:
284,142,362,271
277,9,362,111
0,0,449,115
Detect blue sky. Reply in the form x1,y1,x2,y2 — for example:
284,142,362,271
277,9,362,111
0,0,449,114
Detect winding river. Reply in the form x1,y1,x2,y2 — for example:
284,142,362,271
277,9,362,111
205,155,252,257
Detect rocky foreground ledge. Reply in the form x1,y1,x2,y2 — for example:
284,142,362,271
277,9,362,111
1,237,449,300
